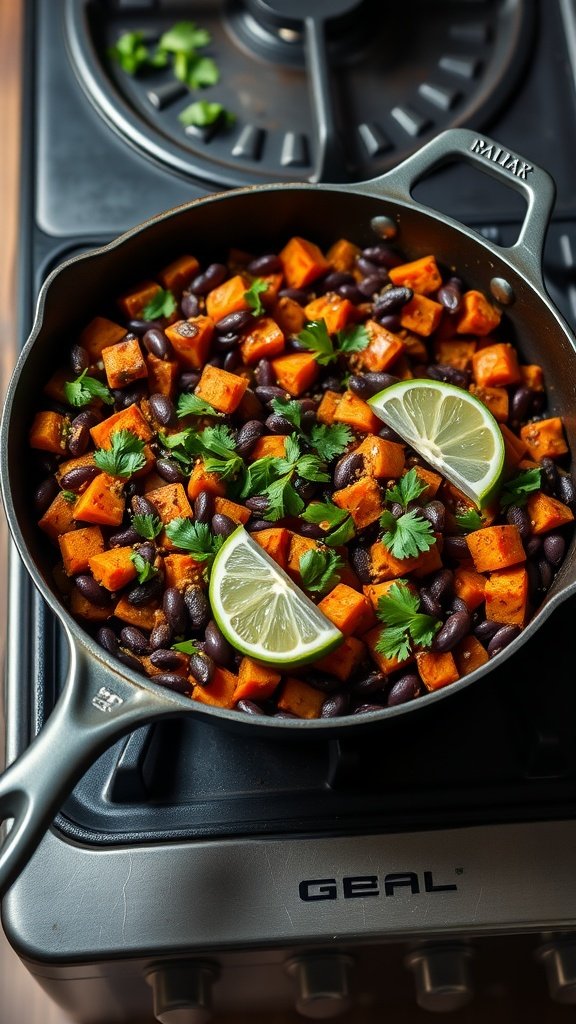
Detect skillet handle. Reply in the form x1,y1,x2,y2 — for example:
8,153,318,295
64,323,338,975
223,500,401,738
365,127,556,291
0,622,177,897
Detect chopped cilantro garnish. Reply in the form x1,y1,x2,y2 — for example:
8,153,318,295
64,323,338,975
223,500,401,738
130,551,159,584
499,467,542,509
299,548,343,595
93,430,147,478
176,392,223,418
64,369,114,408
141,288,177,321
308,422,353,461
379,508,436,560
132,512,163,540
164,519,223,569
178,101,235,129
270,396,302,430
454,508,483,532
301,501,356,547
296,320,370,365
108,31,151,75
385,468,427,510
61,490,77,504
171,639,201,655
244,278,269,317
375,581,440,661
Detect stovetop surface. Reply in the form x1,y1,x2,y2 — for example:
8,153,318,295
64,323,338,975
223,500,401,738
14,0,576,849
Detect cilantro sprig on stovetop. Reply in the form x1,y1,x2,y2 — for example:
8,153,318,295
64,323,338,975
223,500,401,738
375,581,440,661
93,430,147,478
296,320,370,366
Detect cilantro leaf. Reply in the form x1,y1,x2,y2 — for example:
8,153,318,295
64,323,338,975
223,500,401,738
295,454,330,483
302,501,356,547
264,475,305,520
299,548,343,595
93,430,147,478
61,490,77,504
375,580,440,660
325,515,356,547
379,508,436,560
308,422,352,461
108,31,150,75
64,369,114,408
176,54,219,89
158,21,211,54
164,519,223,566
171,639,201,655
179,101,235,129
132,512,163,540
141,288,177,321
385,468,427,510
130,551,159,584
499,467,542,509
335,324,370,355
455,508,483,531
270,396,302,430
240,456,278,499
244,278,268,317
177,393,223,418
297,320,335,365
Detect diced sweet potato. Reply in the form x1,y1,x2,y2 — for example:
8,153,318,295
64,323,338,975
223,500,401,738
453,567,486,610
213,496,251,525
248,435,287,461
369,538,442,581
358,320,405,373
113,596,160,631
186,461,226,502
192,666,238,709
38,492,78,542
469,384,509,423
316,390,341,425
59,526,105,576
279,236,330,289
158,254,199,294
240,317,285,365
117,281,161,320
520,364,544,392
276,677,324,719
472,343,521,388
102,336,148,391
314,635,365,681
526,491,574,533
304,293,355,334
388,255,443,295
466,525,525,572
500,423,529,470
271,352,319,397
454,635,489,677
253,528,291,571
456,290,502,336
287,534,320,585
79,317,126,361
146,482,194,523
485,565,529,627
29,411,67,454
234,658,281,702
163,553,203,590
416,650,460,691
73,473,125,527
195,364,248,413
333,391,381,434
520,417,569,461
205,274,250,322
146,353,179,398
333,476,384,530
410,465,442,499
364,626,414,675
44,368,76,404
433,339,477,370
90,403,153,449
318,583,375,636
326,237,361,273
89,546,138,591
70,587,112,622
400,294,444,336
164,316,214,370
272,295,307,336
355,435,405,478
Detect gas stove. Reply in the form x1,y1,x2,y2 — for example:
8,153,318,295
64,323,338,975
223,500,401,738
5,1,576,1020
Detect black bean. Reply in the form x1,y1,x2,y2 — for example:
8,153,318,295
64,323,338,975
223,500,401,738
350,546,372,585
143,327,170,359
204,619,234,667
437,278,463,315
163,587,187,634
247,519,272,532
70,344,90,375
245,495,270,514
215,310,254,335
127,576,163,605
247,253,282,275
299,522,325,539
353,703,384,714
557,473,576,511
149,649,183,671
71,409,100,429
109,526,140,547
184,585,211,631
432,610,471,652
427,364,470,389
443,535,470,561
66,421,90,458
254,385,289,404
96,626,119,655
358,274,386,297
128,318,159,336
543,532,566,567
149,621,173,650
510,385,531,424
118,651,143,673
487,624,521,657
153,673,192,695
348,372,399,399
213,332,240,352
254,359,275,387
265,413,293,434
149,393,176,426
178,371,201,392
351,671,386,696
333,452,364,490
120,625,150,656
135,542,155,564
212,513,236,538
540,457,559,495
189,652,215,686
74,574,110,606
429,568,453,603
422,500,445,532
377,314,402,332
537,557,554,593
189,263,227,295
525,535,542,558
132,494,159,519
155,457,184,484
34,476,60,515
506,504,531,540
474,619,501,643
387,673,420,706
378,424,404,443
180,293,200,319
338,283,364,304
526,560,541,602
294,477,318,503
113,384,147,409
419,588,443,620
449,596,469,615
194,490,215,524
59,464,100,491
237,699,267,716
373,285,413,317
278,287,309,304
236,419,265,457
321,271,355,292
224,350,242,373
321,693,350,718
361,244,402,269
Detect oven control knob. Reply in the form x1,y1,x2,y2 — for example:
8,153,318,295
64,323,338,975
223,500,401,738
405,944,474,1013
536,939,576,1003
286,953,354,1018
146,961,219,1024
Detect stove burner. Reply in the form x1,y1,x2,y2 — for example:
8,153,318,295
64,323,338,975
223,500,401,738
65,0,535,188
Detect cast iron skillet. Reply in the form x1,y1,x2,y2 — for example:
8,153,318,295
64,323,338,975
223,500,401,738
0,129,575,896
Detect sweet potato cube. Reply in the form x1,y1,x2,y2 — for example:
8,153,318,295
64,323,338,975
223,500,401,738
70,587,112,622
279,236,329,289
358,320,405,373
364,626,413,676
164,316,214,370
113,596,160,631
248,435,287,461
333,391,381,434
253,527,291,571
29,411,67,454
192,666,238,709
466,525,525,572
146,482,193,523
271,352,319,397
314,636,365,681
399,294,444,336
90,403,153,449
520,417,569,461
416,650,460,691
333,476,383,530
117,281,161,320
287,534,320,584
240,317,285,365
500,423,529,470
453,567,486,610
73,473,125,527
355,435,405,478
59,526,105,576
89,546,137,592
273,295,307,336
102,336,148,390
304,293,355,334
456,290,502,336
433,339,477,370
316,390,341,425
79,316,126,361
469,384,509,423
213,496,251,525
520,364,544,392
410,465,442,500
44,368,76,404
277,677,324,719
205,274,250,322
195,364,248,413
454,635,489,677
369,538,442,581
326,237,361,273
186,461,226,502
317,583,374,636
388,254,443,295
485,566,529,627
234,657,281,703
158,254,200,295
472,343,521,388
38,492,77,542
146,353,180,398
163,553,203,590
526,491,574,534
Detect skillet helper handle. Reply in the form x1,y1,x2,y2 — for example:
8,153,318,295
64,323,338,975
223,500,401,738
370,127,556,291
0,626,174,897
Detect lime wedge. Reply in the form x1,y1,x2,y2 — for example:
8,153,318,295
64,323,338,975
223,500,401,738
368,379,505,508
209,527,343,666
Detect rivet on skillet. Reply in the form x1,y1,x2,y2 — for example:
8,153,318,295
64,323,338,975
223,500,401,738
370,215,397,239
490,277,515,304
